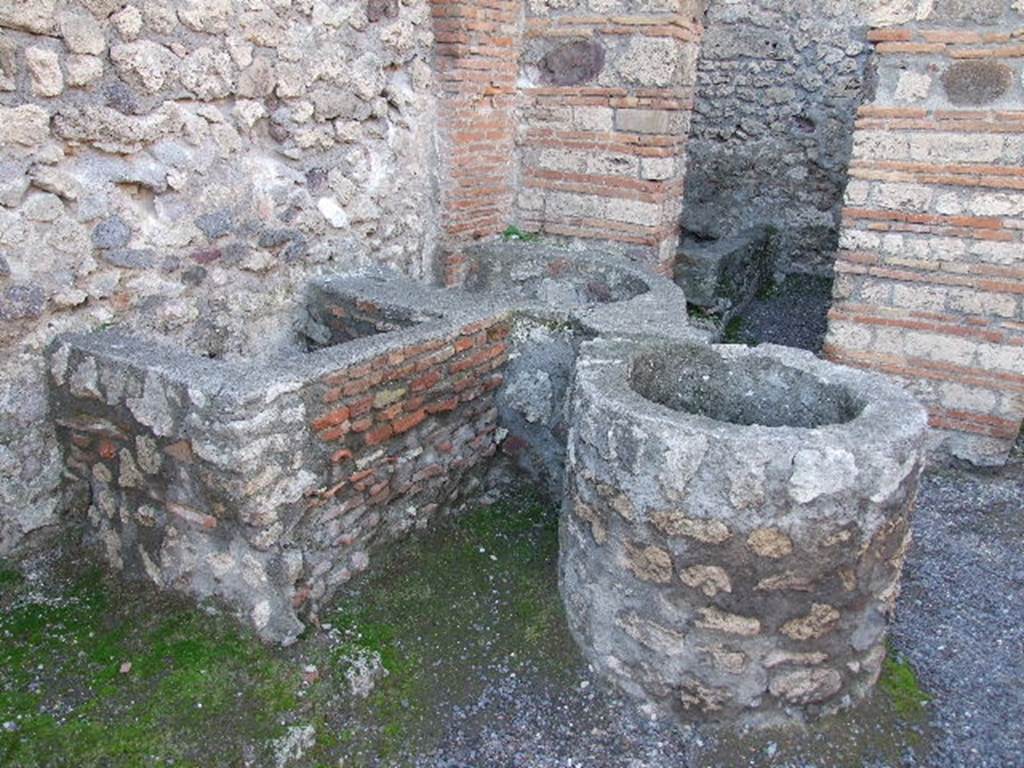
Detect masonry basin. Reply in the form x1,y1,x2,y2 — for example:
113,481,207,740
561,338,930,726
463,241,651,307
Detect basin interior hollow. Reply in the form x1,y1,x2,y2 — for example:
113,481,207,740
631,346,865,428
305,292,443,350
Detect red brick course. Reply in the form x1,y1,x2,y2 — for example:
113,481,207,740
306,314,511,541
432,0,520,285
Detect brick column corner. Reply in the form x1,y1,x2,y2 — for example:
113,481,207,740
431,0,520,286
825,3,1024,465
513,1,707,277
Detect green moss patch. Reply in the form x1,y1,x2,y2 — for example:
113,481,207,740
722,315,752,345
310,487,575,764
501,225,540,243
0,563,299,767
879,646,931,720
0,487,575,767
0,563,23,590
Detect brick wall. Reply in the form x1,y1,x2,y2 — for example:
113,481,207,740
299,313,509,610
824,1,1024,465
431,0,520,285
514,1,706,277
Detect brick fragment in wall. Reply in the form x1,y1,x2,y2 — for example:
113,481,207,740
539,41,605,87
825,0,1024,466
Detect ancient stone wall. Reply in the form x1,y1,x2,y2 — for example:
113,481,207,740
45,243,694,641
825,0,1024,466
512,0,707,276
682,0,873,274
0,0,440,554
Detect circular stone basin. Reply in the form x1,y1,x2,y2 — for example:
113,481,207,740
561,338,929,727
631,345,863,429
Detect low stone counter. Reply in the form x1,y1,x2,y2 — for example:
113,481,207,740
461,240,705,497
48,282,514,644
46,245,701,645
562,338,929,725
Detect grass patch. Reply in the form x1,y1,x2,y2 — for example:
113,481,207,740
501,225,540,243
0,565,300,767
686,303,715,321
755,274,780,300
316,486,572,764
879,646,930,719
722,315,750,345
0,563,22,590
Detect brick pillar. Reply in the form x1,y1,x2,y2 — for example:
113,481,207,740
431,0,520,286
824,4,1024,465
514,2,706,277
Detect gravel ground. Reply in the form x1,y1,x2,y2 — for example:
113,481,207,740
400,465,1023,768
6,466,1019,768
890,465,1024,768
732,274,834,352
419,667,697,768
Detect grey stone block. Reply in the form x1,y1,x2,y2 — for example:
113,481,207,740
195,209,234,240
942,61,1013,106
91,216,132,249
540,40,605,87
675,227,773,310
1,284,46,320
101,248,158,269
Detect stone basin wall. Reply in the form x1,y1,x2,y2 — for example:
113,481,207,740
48,276,513,642
465,240,701,497
562,338,929,725
47,244,699,642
